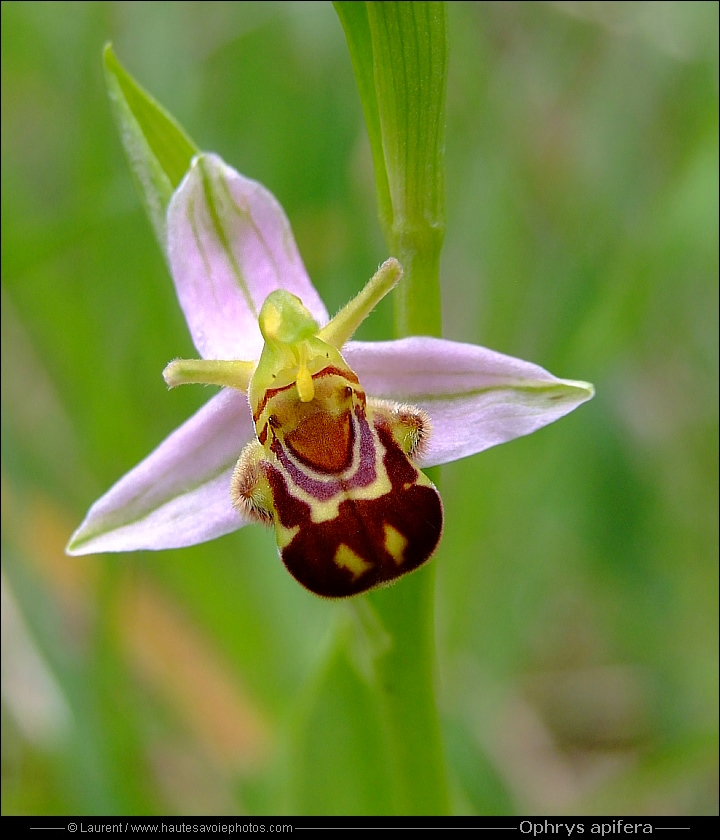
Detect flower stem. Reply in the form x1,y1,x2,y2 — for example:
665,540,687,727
365,557,448,814
390,228,444,339
337,0,450,815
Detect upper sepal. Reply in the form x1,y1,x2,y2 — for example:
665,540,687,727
166,154,329,361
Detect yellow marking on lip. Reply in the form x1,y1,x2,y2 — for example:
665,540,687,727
275,522,300,549
383,524,408,566
333,544,372,579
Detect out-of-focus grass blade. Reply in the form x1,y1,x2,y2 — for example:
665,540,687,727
289,639,393,815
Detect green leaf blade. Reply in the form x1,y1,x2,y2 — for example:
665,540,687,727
337,3,448,338
103,44,199,250
333,2,393,231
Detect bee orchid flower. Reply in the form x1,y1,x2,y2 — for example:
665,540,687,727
67,153,593,597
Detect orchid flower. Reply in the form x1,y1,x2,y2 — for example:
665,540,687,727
66,152,593,597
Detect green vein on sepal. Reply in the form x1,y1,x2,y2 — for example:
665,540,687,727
411,380,595,406
66,459,236,553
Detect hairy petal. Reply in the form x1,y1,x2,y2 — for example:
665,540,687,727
167,153,328,360
344,337,594,467
67,389,254,554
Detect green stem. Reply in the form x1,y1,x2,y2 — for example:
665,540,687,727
337,1,449,814
364,547,448,814
390,227,444,338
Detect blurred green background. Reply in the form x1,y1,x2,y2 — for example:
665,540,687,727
2,0,717,816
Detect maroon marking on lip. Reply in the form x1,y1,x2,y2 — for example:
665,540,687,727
266,425,443,598
271,439,343,500
270,407,378,500
345,406,377,489
286,409,354,474
314,366,360,385
253,366,360,422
